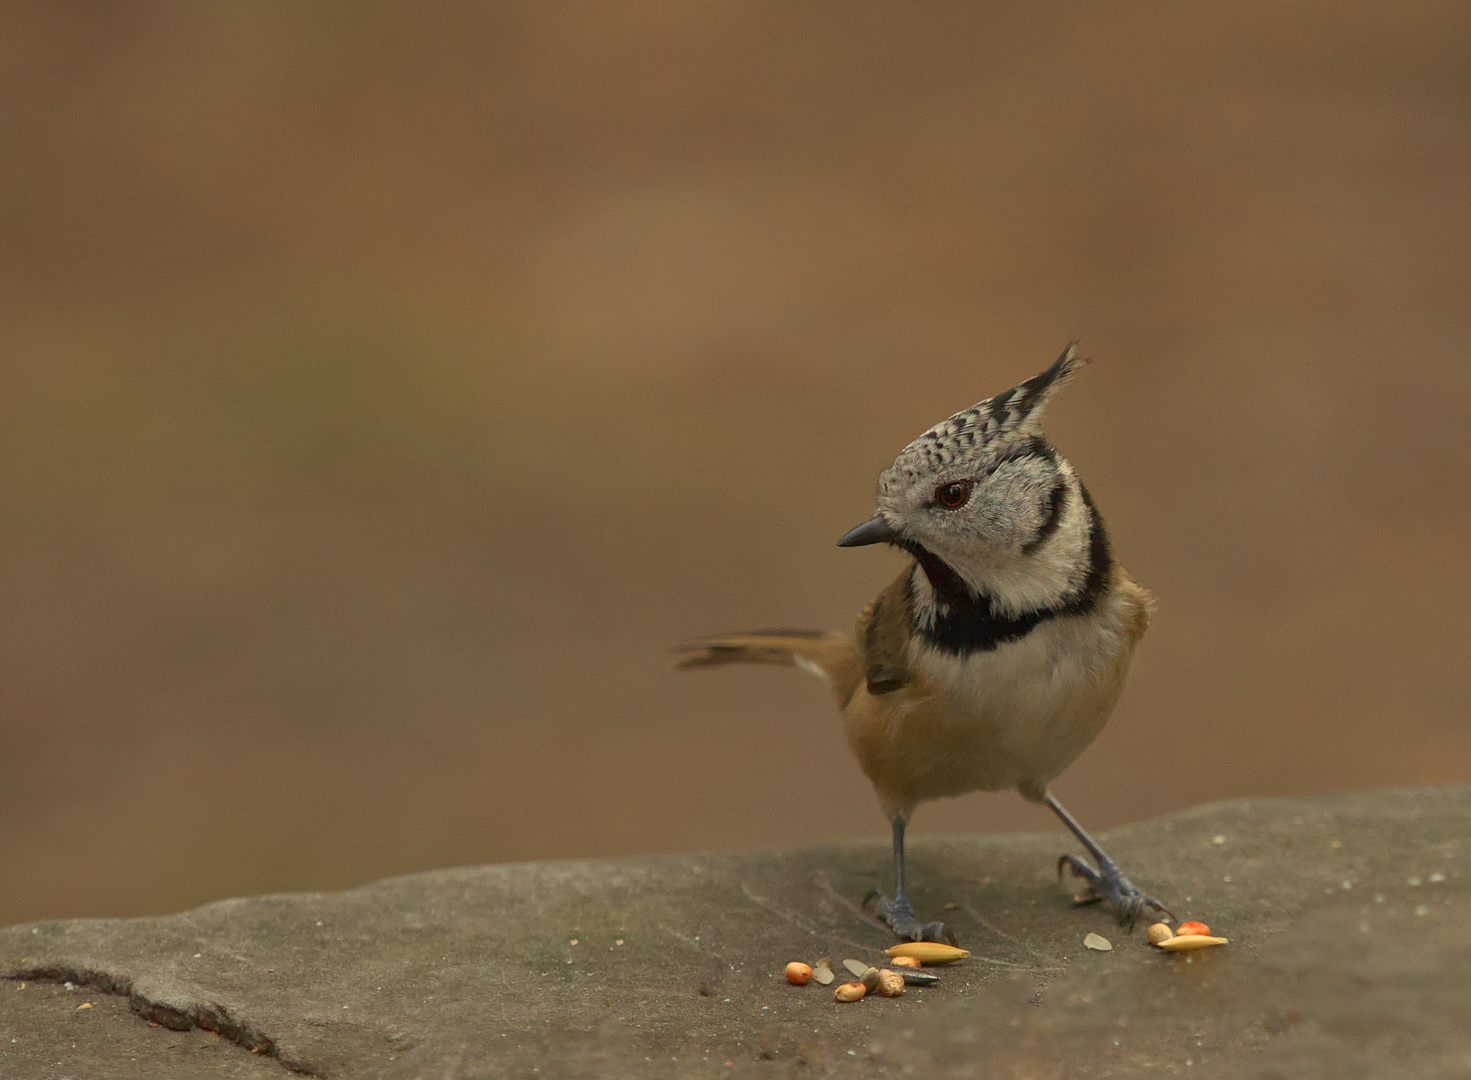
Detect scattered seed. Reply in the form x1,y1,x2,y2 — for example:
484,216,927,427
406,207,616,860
890,955,923,969
1147,923,1175,946
785,962,812,986
834,982,866,1002
899,968,940,987
876,969,905,997
1158,935,1228,951
1176,921,1210,937
843,959,870,979
811,964,835,986
76,1003,94,1011
884,942,970,964
1083,933,1112,952
860,967,882,992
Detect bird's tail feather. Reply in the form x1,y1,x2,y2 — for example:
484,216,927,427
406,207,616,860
671,629,861,707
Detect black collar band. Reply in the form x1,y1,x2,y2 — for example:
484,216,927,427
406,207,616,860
899,484,1113,656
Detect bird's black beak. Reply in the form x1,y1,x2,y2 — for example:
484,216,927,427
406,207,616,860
837,514,899,547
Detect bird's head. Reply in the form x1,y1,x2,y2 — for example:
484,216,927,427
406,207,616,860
839,344,1094,612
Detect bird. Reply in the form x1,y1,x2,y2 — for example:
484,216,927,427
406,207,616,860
672,344,1170,943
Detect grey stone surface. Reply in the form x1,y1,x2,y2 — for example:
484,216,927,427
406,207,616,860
2,786,1468,1079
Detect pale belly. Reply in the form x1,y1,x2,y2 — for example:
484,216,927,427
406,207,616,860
843,612,1137,816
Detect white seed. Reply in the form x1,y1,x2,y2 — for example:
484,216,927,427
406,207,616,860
1084,933,1113,951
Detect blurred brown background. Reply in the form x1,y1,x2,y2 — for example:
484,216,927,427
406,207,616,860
1,2,1468,927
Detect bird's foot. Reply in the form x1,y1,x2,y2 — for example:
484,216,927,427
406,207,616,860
863,890,957,944
1058,854,1174,929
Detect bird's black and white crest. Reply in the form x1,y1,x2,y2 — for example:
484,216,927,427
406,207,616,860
883,343,1086,482
868,344,1112,643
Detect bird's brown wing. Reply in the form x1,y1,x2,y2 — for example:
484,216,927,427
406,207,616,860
856,567,916,695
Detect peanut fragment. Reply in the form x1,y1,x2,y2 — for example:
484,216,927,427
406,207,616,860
834,982,867,1002
876,969,905,997
890,955,923,969
1147,923,1175,946
1176,921,1211,937
785,962,813,985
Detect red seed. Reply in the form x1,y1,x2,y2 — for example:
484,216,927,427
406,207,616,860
1176,921,1210,937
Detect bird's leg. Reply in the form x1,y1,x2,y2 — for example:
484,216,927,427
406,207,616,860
1044,791,1174,928
864,815,956,943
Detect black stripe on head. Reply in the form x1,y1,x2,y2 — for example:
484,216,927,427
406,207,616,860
988,435,1055,476
987,390,1014,424
1069,483,1113,611
1021,480,1069,556
905,480,1114,656
1014,346,1075,417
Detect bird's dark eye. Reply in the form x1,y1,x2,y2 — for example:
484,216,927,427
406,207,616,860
936,481,972,509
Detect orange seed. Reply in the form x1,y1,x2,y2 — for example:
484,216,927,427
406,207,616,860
785,961,813,985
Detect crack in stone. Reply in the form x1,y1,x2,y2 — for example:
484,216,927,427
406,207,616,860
5,965,321,1076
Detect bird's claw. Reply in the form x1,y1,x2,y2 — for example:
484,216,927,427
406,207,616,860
1057,854,1174,929
864,891,957,944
